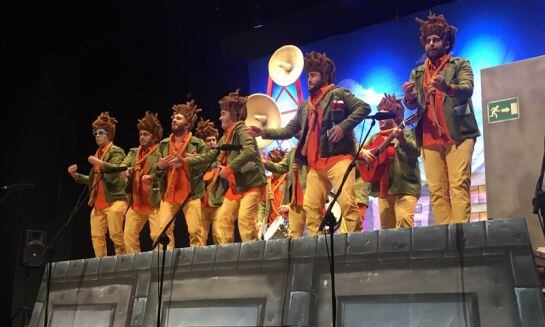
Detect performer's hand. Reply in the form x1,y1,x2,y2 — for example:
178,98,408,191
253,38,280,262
245,126,264,138
393,127,406,147
141,174,154,185
157,155,176,170
121,167,133,178
218,165,229,179
328,125,344,143
402,81,416,103
67,164,78,178
88,155,103,167
169,156,184,168
431,75,449,94
358,149,377,164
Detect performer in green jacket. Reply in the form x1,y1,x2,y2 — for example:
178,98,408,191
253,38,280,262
67,112,127,257
155,100,207,248
194,118,222,245
258,148,289,238
186,90,267,244
122,112,163,253
263,137,309,238
402,12,479,224
359,95,421,229
247,52,371,236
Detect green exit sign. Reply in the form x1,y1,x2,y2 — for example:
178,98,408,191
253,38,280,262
487,97,519,124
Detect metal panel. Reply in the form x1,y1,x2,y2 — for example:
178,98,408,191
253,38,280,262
481,55,545,248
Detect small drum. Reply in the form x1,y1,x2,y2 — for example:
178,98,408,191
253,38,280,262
263,216,289,240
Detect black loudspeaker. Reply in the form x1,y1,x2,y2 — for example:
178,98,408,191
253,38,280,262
19,230,47,268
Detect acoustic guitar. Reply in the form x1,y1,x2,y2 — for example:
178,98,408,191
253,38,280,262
358,113,419,183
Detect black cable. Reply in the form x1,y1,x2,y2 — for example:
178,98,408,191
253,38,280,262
539,210,545,240
538,209,545,237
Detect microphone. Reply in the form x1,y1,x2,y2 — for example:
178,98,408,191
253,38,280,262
214,144,242,151
366,112,397,120
1,183,35,190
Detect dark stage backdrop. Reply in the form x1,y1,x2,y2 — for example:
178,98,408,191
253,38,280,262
249,0,545,229
1,2,249,324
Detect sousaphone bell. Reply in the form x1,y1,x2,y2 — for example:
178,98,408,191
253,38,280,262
245,93,281,149
268,45,304,86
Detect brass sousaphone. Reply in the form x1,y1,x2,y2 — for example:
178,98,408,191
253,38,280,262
246,45,304,149
268,45,304,86
245,93,281,149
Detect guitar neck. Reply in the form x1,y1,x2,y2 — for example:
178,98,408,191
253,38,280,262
374,122,405,155
374,133,396,155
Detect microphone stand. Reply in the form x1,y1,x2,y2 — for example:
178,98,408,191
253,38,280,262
42,173,103,327
152,149,220,327
0,188,15,205
318,117,376,327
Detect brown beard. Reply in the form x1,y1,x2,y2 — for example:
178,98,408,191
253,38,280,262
427,47,446,62
172,124,187,136
308,81,324,95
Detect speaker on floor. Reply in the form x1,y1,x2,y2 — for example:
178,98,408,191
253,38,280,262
19,229,47,268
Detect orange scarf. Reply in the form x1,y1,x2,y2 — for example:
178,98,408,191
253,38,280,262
301,84,335,157
164,133,193,204
218,121,244,166
268,173,287,224
210,121,244,196
132,144,158,210
89,142,113,207
423,54,451,139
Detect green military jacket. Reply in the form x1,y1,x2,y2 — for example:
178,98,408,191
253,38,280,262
156,135,208,200
263,87,371,164
406,57,480,146
122,146,162,208
264,148,308,205
365,130,421,197
187,123,267,205
75,144,128,204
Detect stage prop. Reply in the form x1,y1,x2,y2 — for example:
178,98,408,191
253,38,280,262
30,219,544,326
482,55,545,249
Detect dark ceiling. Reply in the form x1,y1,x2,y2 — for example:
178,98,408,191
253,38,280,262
2,0,456,114
2,0,456,65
